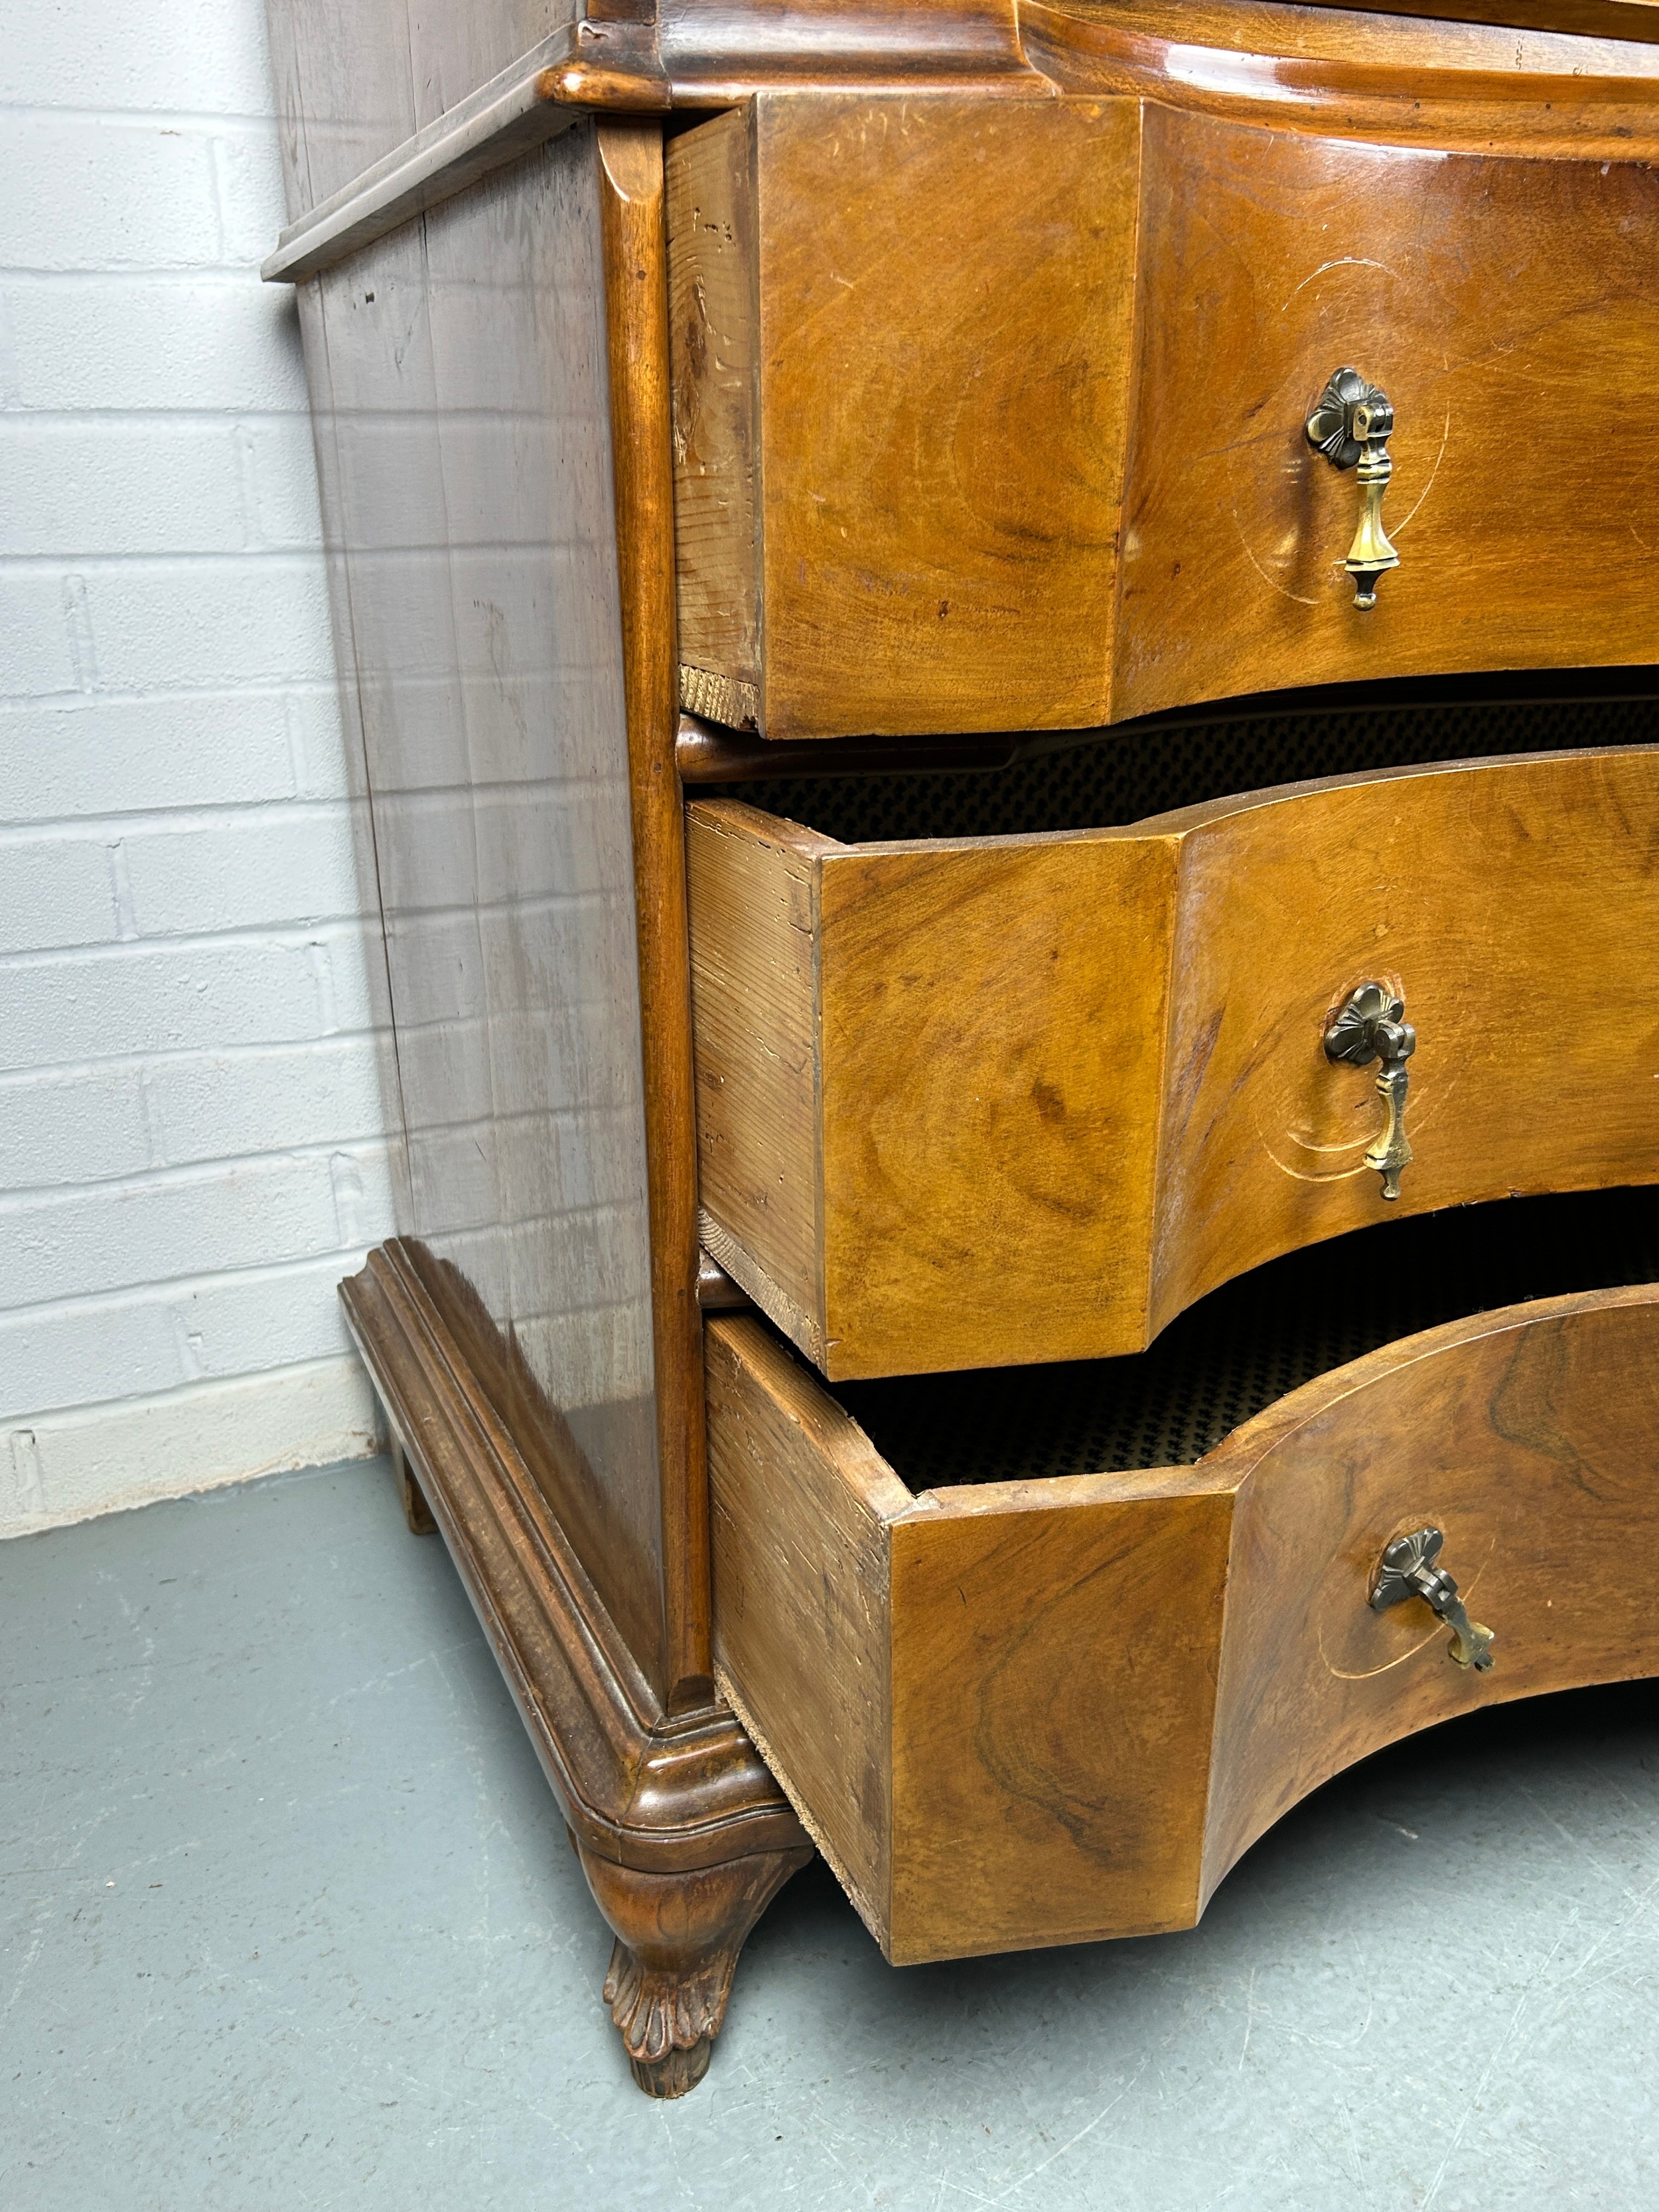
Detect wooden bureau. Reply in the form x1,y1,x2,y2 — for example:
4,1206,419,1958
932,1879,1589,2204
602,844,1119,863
265,0,1659,2097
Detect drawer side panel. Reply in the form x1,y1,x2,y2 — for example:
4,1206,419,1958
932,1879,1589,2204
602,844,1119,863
688,803,828,1364
668,107,762,727
706,1315,906,1945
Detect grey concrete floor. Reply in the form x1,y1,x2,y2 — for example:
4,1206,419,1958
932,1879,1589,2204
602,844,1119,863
3,1457,1656,2210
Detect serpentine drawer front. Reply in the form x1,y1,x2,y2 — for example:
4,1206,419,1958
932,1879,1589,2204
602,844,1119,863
668,92,1659,739
687,745,1659,1380
706,1264,1659,1966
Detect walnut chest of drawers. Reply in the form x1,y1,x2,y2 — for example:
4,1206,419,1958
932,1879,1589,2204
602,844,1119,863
265,0,1659,2095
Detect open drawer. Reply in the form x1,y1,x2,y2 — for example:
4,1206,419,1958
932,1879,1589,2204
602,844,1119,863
688,744,1659,1381
668,89,1659,740
706,1188,1659,1966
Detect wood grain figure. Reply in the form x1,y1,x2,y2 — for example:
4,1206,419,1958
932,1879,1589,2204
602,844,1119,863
710,1282,1659,1962
267,0,1659,2095
690,747,1659,1378
666,78,1659,737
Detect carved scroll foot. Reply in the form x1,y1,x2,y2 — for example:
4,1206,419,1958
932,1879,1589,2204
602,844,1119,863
576,1842,812,2098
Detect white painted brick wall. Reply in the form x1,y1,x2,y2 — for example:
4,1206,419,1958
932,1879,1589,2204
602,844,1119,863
0,0,399,1532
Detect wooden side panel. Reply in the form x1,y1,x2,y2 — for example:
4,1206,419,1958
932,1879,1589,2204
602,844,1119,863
749,91,1142,739
1147,748,1659,1336
686,802,830,1363
812,832,1179,1377
667,108,761,725
886,1477,1235,1963
300,127,673,1691
705,1316,908,1940
1200,1286,1659,1903
598,119,714,1701
1116,106,1659,721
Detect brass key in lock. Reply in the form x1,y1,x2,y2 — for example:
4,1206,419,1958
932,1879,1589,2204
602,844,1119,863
1323,981,1415,1201
1370,1526,1495,1671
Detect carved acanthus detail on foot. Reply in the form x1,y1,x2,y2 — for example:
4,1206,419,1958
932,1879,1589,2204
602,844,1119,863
577,1842,812,2098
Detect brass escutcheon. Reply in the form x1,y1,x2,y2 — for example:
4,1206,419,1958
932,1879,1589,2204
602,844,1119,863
1324,981,1415,1201
1307,368,1400,609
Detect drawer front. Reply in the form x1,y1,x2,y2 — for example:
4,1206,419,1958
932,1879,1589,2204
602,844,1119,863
669,91,1659,741
689,747,1659,1380
1118,106,1659,721
707,1285,1659,1966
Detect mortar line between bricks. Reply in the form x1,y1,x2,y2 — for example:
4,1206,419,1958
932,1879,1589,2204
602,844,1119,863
0,1098,614,1200
0,798,363,845
4,1350,382,1436
0,921,372,965
0,1137,397,1214
0,680,339,703
0,1210,635,1328
0,1252,396,1330
0,899,602,972
0,261,297,281
0,410,315,424
0,1197,628,1307
0,1035,387,1087
0,550,330,572
0,104,304,129
0,267,287,285
0,920,384,974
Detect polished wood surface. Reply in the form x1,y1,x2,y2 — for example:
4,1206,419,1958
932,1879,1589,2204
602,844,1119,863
707,1313,910,1931
667,80,1659,737
297,125,676,1687
343,1243,808,2084
709,1279,1659,1964
668,93,1140,740
577,1837,811,2097
1295,0,1659,37
267,0,1659,2095
342,1245,802,1872
1199,1288,1659,1896
690,749,1659,1379
1139,746,1659,1337
1116,105,1659,720
687,803,838,1365
264,1,1659,286
599,119,713,1708
1035,1,1659,151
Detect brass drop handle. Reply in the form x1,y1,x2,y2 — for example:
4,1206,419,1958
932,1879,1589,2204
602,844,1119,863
1370,1526,1495,1671
1324,981,1415,1201
1306,368,1400,609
